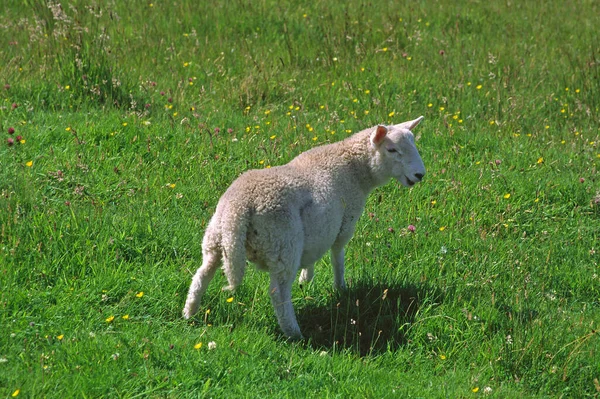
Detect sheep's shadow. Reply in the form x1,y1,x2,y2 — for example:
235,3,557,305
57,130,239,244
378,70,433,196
296,281,442,356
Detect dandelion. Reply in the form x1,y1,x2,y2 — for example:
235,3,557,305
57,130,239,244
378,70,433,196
476,84,482,90
106,315,115,323
439,354,446,360
575,89,580,93
183,62,190,67
388,111,395,117
136,291,144,298
12,389,20,397
439,107,445,111
122,315,129,320
312,137,318,141
65,85,70,90
194,342,203,350
382,47,388,52
264,109,271,115
489,120,495,125
431,200,437,205
19,138,25,144
226,297,234,303
472,387,480,393
57,334,64,340
504,193,511,199
427,103,433,108
270,135,276,140
364,89,370,94
545,125,550,129
537,157,544,164
66,127,71,131
26,161,33,167
439,226,446,231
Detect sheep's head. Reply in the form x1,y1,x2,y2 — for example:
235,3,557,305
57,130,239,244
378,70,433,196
369,116,426,187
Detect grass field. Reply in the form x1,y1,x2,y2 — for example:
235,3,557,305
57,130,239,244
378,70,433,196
1,0,599,397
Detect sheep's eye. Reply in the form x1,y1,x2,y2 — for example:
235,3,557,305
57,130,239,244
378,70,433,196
386,148,398,153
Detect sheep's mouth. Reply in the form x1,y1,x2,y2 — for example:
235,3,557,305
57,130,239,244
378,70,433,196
405,177,416,186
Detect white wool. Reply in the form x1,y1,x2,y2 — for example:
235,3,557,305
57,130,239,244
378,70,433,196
183,117,426,339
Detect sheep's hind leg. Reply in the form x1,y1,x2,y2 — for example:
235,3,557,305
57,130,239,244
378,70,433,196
298,263,315,286
183,249,221,319
269,269,303,340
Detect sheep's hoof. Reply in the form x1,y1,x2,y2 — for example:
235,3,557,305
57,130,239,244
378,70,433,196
182,307,194,319
286,332,304,341
221,285,235,292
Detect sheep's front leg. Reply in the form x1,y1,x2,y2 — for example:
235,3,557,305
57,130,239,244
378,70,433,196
331,244,347,290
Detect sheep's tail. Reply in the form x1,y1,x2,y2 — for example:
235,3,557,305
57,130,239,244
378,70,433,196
182,204,251,319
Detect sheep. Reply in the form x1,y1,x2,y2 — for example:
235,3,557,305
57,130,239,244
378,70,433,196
183,116,426,339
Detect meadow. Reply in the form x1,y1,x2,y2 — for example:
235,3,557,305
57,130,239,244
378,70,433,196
1,0,599,397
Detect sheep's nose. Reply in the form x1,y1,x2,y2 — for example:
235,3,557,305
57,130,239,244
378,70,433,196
414,173,424,181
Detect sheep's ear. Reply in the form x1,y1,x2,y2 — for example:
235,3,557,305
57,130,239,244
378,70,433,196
395,116,424,131
370,125,388,148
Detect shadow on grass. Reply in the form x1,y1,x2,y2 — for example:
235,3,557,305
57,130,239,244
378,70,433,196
297,281,443,356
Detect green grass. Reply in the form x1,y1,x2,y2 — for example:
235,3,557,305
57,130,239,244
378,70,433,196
1,0,599,397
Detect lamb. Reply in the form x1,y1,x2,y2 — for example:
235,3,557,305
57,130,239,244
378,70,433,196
183,116,426,339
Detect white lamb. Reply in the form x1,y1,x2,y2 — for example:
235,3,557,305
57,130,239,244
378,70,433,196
183,116,426,339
